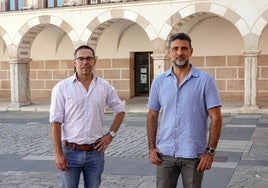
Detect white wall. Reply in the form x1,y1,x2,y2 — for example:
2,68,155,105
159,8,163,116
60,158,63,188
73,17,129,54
96,22,152,58
31,26,74,60
190,17,244,56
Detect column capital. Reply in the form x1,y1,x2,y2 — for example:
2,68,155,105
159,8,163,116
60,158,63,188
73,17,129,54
7,44,18,59
242,50,261,56
150,54,169,60
9,58,32,64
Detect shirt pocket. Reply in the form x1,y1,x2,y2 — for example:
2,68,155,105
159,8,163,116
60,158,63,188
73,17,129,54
65,90,85,109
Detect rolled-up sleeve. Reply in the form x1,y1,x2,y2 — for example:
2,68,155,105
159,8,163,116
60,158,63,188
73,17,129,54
49,83,65,123
106,86,125,114
147,77,161,111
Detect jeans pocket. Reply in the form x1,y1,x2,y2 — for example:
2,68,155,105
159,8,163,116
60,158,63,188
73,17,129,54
62,144,73,155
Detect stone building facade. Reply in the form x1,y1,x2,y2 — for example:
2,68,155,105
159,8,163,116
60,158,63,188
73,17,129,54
0,0,267,112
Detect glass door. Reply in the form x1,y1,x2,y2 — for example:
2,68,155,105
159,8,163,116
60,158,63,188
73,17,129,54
134,52,153,96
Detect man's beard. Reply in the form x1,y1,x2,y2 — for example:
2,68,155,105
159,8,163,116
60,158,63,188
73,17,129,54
173,58,189,68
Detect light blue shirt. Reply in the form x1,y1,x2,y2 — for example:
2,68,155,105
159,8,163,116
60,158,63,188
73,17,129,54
49,73,125,144
147,65,221,158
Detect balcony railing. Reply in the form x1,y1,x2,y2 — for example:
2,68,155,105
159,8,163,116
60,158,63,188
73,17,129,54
0,0,130,12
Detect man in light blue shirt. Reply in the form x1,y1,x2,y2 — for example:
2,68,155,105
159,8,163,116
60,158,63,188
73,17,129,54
147,33,222,188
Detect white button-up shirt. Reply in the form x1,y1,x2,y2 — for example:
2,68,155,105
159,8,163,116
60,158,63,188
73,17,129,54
49,73,125,144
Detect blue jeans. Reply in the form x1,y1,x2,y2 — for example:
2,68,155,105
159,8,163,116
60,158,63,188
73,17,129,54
156,154,203,188
60,145,104,188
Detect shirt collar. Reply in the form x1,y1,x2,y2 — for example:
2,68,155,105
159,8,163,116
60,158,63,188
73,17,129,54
165,64,199,78
71,73,97,83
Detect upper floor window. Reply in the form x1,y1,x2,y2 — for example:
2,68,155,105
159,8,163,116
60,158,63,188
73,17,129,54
47,0,63,7
0,0,110,11
8,0,23,10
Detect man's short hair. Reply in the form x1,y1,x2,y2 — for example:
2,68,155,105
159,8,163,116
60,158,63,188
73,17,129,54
168,33,192,48
74,45,95,58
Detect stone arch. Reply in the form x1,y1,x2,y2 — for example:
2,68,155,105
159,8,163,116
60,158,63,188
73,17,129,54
159,2,262,111
0,26,12,58
0,26,12,46
80,9,157,50
13,15,78,59
9,15,78,107
160,2,248,42
252,9,268,37
252,9,268,49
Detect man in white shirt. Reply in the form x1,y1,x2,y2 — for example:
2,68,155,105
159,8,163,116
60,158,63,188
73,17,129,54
50,45,125,188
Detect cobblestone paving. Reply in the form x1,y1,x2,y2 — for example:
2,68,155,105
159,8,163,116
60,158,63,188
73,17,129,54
0,171,59,188
1,112,268,188
0,171,156,188
0,112,149,158
0,112,155,188
227,123,268,188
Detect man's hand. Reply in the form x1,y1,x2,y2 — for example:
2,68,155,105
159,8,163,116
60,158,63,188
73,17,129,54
197,152,214,171
94,134,113,152
149,148,163,165
55,153,69,171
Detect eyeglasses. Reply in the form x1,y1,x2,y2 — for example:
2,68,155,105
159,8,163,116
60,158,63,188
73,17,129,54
75,56,95,62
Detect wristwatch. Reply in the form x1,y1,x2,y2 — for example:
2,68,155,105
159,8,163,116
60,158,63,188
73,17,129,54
207,147,216,155
109,130,116,138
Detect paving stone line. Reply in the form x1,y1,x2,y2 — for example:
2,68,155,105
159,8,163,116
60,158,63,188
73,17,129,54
1,112,268,187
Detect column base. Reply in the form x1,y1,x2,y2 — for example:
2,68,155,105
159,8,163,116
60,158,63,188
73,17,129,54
239,105,260,114
9,101,31,108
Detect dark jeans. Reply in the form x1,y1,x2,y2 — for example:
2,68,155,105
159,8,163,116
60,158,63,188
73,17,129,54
157,154,203,188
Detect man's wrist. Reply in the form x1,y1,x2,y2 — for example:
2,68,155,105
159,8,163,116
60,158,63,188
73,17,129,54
206,147,216,155
108,130,116,138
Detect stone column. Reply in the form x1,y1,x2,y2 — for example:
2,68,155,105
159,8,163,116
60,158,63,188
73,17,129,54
9,58,31,108
150,54,169,77
0,0,7,11
240,50,260,113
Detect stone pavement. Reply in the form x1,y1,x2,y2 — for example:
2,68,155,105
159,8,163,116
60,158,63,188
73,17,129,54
0,98,268,187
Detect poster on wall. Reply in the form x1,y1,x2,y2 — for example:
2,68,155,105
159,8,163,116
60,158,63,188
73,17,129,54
140,74,147,84
140,68,147,73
